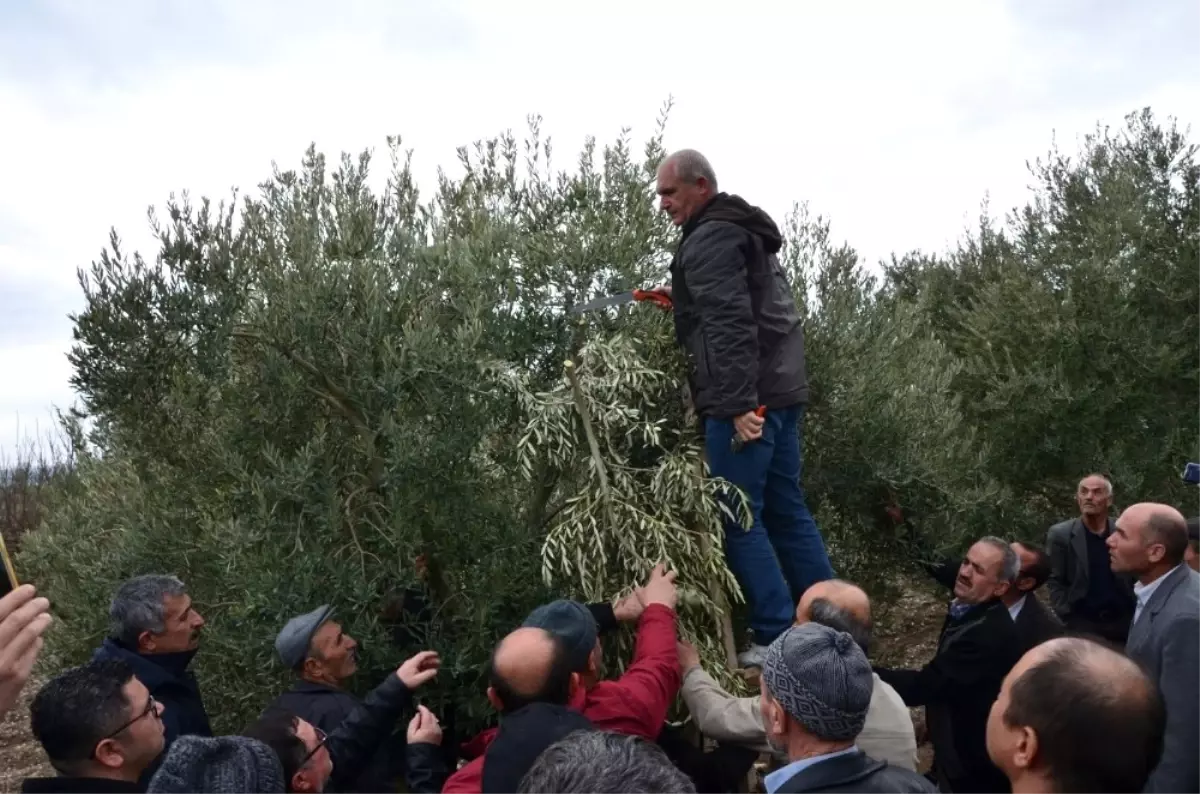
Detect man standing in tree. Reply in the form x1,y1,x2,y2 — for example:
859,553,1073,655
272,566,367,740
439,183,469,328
655,150,834,668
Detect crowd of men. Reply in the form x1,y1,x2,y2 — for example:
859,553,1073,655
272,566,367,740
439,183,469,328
2,486,1195,794
0,150,1197,793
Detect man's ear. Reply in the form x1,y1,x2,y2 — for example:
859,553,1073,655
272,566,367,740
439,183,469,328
301,656,321,679
486,687,503,712
292,769,317,793
1012,725,1039,771
568,672,583,699
136,631,156,654
763,696,787,737
93,738,125,770
1147,543,1166,565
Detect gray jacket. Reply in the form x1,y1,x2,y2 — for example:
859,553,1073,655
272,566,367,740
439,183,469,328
679,666,918,772
1045,517,1134,618
1126,565,1199,794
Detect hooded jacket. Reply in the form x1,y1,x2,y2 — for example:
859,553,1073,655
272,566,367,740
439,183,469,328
669,193,808,419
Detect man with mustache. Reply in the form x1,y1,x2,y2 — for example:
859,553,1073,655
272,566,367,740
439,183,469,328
875,537,1022,793
267,605,411,793
91,574,211,787
1045,474,1135,644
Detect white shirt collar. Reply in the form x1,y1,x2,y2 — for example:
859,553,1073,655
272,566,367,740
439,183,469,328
1007,594,1027,621
1134,564,1183,608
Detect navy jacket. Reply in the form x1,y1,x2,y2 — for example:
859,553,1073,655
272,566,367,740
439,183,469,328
267,680,403,793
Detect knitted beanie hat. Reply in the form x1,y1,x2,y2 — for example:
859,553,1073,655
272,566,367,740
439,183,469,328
147,735,286,793
762,622,873,741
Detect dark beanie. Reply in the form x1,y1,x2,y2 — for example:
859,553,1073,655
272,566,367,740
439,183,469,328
522,600,599,671
762,622,873,742
147,735,286,793
481,702,594,793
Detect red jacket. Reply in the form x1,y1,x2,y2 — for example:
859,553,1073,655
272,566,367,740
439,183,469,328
442,603,680,793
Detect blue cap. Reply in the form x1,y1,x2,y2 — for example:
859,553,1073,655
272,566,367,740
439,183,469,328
522,600,598,671
275,605,334,669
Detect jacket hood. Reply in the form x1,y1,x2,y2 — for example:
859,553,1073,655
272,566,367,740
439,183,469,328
684,192,783,254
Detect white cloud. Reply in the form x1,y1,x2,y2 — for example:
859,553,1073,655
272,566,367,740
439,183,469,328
1,0,1197,454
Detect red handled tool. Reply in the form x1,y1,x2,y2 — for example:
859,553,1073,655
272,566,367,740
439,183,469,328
730,405,767,453
570,288,673,315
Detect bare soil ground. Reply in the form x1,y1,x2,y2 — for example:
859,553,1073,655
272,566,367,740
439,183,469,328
1,668,51,792
0,580,947,792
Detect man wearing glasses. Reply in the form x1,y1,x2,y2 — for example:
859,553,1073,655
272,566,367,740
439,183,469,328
24,659,166,793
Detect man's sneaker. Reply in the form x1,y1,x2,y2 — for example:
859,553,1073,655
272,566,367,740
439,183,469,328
737,644,769,669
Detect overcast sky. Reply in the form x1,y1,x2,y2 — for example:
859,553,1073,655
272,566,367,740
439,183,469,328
1,0,1197,456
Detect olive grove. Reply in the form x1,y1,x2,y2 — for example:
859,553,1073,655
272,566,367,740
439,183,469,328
20,105,1197,734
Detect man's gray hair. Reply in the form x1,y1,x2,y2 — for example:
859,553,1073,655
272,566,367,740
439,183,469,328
979,536,1021,584
662,149,718,191
807,598,873,657
1080,473,1114,497
517,730,697,793
109,574,187,647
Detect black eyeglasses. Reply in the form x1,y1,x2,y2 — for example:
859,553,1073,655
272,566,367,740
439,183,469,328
103,695,159,740
298,726,330,769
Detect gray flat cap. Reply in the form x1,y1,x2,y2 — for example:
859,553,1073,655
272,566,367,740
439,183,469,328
275,604,334,669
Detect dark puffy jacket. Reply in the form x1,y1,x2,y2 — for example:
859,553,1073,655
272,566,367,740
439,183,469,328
267,681,403,793
772,750,937,793
91,639,213,790
669,193,808,419
266,674,446,794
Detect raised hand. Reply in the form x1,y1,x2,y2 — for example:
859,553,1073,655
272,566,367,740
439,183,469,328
676,640,701,673
612,588,646,623
407,704,442,745
0,585,52,719
641,563,678,610
396,650,440,689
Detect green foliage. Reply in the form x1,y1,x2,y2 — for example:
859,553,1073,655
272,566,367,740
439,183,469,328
21,105,1197,738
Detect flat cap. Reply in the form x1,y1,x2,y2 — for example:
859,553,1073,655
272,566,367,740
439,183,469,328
522,600,598,672
275,604,334,669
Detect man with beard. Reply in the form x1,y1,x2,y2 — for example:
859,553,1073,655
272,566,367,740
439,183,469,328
91,575,210,786
655,149,834,669
1045,474,1135,644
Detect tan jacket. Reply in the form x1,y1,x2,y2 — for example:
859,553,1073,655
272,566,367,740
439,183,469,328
680,666,919,771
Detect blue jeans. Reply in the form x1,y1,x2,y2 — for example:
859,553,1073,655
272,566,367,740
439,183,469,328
705,404,835,646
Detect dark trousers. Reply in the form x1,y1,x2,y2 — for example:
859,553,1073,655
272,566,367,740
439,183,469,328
705,404,835,646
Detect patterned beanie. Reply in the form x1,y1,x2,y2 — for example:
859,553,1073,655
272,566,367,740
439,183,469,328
147,735,286,793
762,622,873,741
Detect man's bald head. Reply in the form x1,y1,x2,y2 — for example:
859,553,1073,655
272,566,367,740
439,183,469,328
1110,502,1190,576
795,580,873,656
488,628,574,714
795,580,871,626
988,637,1165,793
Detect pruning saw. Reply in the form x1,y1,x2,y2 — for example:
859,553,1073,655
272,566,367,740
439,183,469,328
570,289,673,315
